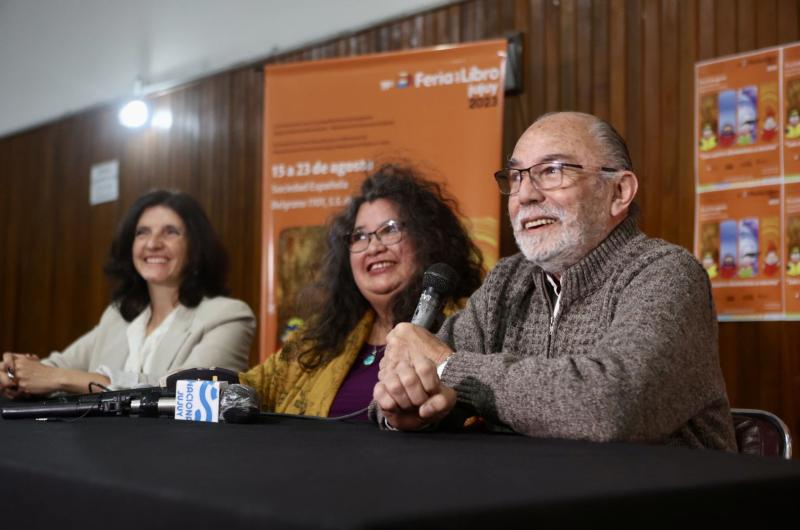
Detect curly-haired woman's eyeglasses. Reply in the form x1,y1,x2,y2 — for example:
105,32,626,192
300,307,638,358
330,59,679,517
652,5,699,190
348,219,405,253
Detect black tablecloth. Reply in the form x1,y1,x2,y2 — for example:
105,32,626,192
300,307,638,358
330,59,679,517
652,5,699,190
1,413,799,528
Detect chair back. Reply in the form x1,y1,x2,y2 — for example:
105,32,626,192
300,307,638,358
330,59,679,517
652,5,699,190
731,408,792,459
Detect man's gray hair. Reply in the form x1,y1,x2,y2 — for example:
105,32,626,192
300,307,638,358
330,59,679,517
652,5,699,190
533,112,633,171
588,119,633,171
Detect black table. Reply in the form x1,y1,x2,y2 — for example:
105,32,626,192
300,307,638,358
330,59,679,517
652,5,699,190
1,413,799,528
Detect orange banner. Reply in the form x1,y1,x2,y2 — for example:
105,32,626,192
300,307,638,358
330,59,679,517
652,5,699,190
260,40,507,356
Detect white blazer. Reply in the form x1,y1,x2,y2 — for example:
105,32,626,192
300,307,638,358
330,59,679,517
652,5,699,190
41,297,255,387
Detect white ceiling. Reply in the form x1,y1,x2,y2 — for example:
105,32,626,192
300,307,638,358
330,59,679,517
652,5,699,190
0,0,451,138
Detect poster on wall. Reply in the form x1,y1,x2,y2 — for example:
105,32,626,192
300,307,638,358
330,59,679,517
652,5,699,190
786,180,800,316
696,49,781,189
783,44,800,178
261,40,507,356
781,44,800,317
695,43,800,320
696,185,783,317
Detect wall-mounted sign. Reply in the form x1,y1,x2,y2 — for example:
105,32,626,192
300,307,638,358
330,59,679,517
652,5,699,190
90,159,119,206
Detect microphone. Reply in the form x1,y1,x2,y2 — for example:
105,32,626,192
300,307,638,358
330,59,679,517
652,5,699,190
1,384,260,424
131,383,260,424
0,387,168,419
411,263,459,330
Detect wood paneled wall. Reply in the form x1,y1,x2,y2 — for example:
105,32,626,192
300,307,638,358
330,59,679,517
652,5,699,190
1,0,798,445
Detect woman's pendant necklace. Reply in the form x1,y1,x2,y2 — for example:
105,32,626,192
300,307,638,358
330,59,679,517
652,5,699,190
363,345,380,366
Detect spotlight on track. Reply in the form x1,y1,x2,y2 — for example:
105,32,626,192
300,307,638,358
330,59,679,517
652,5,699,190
118,99,149,128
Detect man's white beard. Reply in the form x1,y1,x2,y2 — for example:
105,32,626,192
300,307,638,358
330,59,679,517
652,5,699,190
512,200,609,274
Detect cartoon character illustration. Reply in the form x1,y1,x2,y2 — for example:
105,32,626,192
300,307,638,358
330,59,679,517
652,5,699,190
720,254,737,279
736,87,758,145
737,219,759,277
763,243,780,276
719,123,736,148
737,253,756,278
786,109,800,139
736,120,755,146
702,252,718,279
699,122,717,152
789,246,800,276
762,113,778,142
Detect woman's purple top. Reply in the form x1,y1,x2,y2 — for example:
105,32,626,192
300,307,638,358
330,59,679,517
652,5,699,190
327,343,385,421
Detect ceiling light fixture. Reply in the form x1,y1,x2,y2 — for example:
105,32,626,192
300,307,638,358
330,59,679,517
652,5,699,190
118,77,149,128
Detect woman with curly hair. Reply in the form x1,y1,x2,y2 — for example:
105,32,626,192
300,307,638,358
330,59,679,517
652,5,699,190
240,164,483,419
0,190,255,398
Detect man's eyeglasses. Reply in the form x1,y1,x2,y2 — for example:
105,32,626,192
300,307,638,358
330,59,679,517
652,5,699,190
348,219,405,253
493,162,620,195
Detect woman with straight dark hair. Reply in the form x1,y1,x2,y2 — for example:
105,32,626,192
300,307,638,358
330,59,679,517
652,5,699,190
0,190,255,398
240,164,484,419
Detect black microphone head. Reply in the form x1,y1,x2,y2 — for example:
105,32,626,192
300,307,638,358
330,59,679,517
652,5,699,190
220,384,261,424
422,263,459,295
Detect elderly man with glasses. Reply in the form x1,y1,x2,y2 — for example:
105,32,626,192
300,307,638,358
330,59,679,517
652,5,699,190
373,111,737,450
